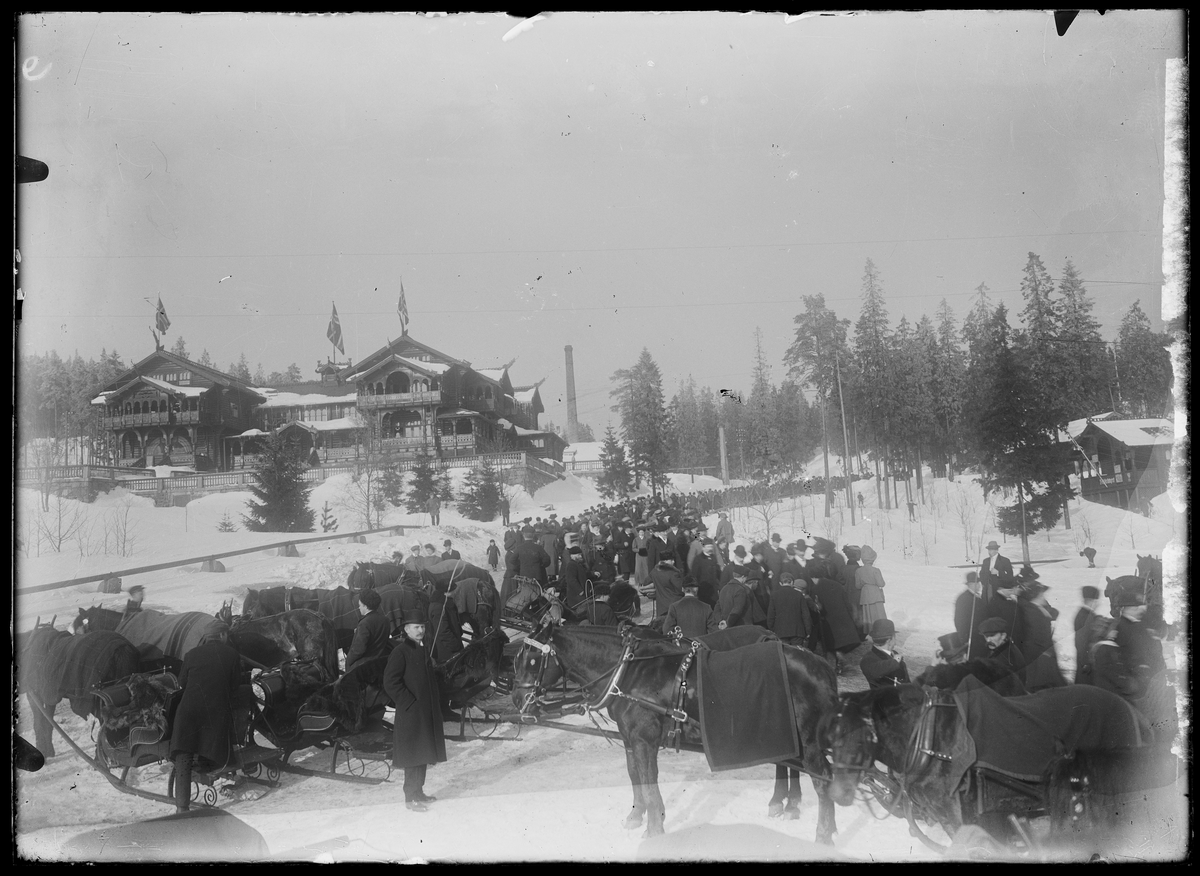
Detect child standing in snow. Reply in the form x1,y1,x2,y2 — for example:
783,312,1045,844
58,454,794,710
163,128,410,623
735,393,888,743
486,539,500,571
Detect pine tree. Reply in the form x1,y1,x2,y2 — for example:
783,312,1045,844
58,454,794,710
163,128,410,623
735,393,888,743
930,299,966,476
253,363,266,384
609,349,670,492
1056,259,1111,417
669,377,707,470
170,336,189,359
231,353,252,383
319,501,338,533
406,455,449,514
198,349,214,368
377,464,406,508
217,511,238,532
597,425,633,500
243,433,316,532
457,457,502,521
285,363,304,383
1114,300,1173,418
963,305,1074,563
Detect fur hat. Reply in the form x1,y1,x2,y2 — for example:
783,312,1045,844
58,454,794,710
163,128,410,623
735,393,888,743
779,573,796,585
358,588,382,610
1081,585,1100,600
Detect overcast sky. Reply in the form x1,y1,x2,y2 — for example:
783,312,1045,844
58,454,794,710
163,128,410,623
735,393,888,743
17,11,1183,434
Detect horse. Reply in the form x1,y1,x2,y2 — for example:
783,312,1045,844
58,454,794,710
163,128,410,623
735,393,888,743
73,607,228,673
345,561,408,593
18,621,141,757
828,680,1167,853
512,623,840,843
216,602,340,681
243,586,360,655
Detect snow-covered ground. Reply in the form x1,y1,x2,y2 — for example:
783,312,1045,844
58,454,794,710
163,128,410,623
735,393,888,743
13,469,1189,862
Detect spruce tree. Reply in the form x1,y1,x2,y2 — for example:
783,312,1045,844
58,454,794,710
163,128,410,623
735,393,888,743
170,336,189,359
377,463,406,508
597,425,633,500
964,305,1074,563
609,349,670,493
243,433,316,532
405,456,451,513
1056,259,1111,417
1115,300,1173,418
319,501,338,532
457,457,501,521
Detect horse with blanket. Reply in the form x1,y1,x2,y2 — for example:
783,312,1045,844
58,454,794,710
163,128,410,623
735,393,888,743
828,675,1177,853
74,607,229,674
19,620,141,757
512,622,840,843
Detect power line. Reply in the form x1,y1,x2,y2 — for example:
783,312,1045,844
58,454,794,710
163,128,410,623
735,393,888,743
28,228,1161,261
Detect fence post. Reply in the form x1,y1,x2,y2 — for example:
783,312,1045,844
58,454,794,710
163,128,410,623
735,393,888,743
200,558,226,573
277,543,300,557
99,575,122,594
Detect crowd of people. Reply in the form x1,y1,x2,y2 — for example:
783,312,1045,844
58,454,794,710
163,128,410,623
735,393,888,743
159,490,1176,819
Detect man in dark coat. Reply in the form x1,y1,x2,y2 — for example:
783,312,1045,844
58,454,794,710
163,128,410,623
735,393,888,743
122,585,146,621
982,578,1025,652
382,609,447,812
579,583,620,627
651,554,685,619
689,539,723,608
916,630,1028,696
954,572,988,661
858,619,910,689
749,544,774,623
664,578,717,639
763,534,788,586
560,546,591,611
767,573,816,648
1092,588,1176,745
978,540,1015,603
426,495,441,526
616,521,636,581
715,567,754,630
345,588,393,676
1073,585,1103,684
170,629,243,813
809,560,863,673
512,526,551,586
646,524,671,571
976,616,1026,682
500,496,511,526
720,544,752,585
440,539,461,561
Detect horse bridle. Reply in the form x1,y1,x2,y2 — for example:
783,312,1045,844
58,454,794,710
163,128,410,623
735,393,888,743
830,697,880,772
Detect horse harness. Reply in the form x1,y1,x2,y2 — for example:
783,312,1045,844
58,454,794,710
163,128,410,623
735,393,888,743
522,627,699,751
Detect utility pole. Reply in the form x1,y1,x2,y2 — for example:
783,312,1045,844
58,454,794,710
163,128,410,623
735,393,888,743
719,423,730,485
835,353,856,525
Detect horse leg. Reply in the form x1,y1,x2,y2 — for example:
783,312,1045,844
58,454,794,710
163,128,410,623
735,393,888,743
769,764,789,817
622,743,647,829
634,735,667,838
30,693,56,758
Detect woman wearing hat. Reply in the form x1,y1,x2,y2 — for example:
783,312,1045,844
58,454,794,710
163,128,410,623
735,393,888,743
855,546,887,637
633,523,652,589
1013,573,1067,691
383,609,446,812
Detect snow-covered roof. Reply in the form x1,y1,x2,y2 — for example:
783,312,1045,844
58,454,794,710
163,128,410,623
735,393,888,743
1060,412,1115,442
238,428,269,437
278,417,362,433
94,376,207,404
1086,418,1174,448
476,368,508,383
437,409,482,419
345,355,451,382
257,389,360,408
513,387,539,404
562,441,607,463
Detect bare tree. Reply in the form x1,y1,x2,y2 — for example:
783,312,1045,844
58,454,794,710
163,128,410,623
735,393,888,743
104,495,140,556
35,492,91,553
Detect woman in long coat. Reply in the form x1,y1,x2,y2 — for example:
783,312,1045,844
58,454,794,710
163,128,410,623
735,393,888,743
1015,583,1067,691
170,631,243,812
633,525,652,588
856,545,888,636
808,560,863,673
383,610,447,811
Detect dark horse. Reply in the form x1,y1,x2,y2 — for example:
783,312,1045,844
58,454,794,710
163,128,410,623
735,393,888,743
243,586,360,654
512,623,839,843
73,606,228,673
215,602,340,681
19,621,141,757
828,681,1169,853
345,561,408,592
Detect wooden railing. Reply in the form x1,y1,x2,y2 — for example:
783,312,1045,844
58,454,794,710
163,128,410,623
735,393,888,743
357,390,442,409
99,410,203,429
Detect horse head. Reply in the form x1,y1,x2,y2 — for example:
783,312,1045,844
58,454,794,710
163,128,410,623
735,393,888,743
71,608,88,635
215,600,236,628
511,626,563,713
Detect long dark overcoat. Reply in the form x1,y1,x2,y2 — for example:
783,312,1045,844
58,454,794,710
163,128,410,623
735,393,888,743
170,641,242,769
512,539,551,585
810,577,862,652
383,637,447,769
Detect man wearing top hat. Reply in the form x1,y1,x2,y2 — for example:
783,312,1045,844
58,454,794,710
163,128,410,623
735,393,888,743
664,577,717,639
382,609,446,812
915,629,1027,696
859,619,910,689
560,545,591,612
978,539,1015,603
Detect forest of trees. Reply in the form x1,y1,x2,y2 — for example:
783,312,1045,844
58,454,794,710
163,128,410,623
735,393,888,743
605,253,1176,550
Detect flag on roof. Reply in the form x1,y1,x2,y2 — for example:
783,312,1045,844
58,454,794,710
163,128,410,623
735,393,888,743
155,297,170,333
398,281,409,336
327,302,344,354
